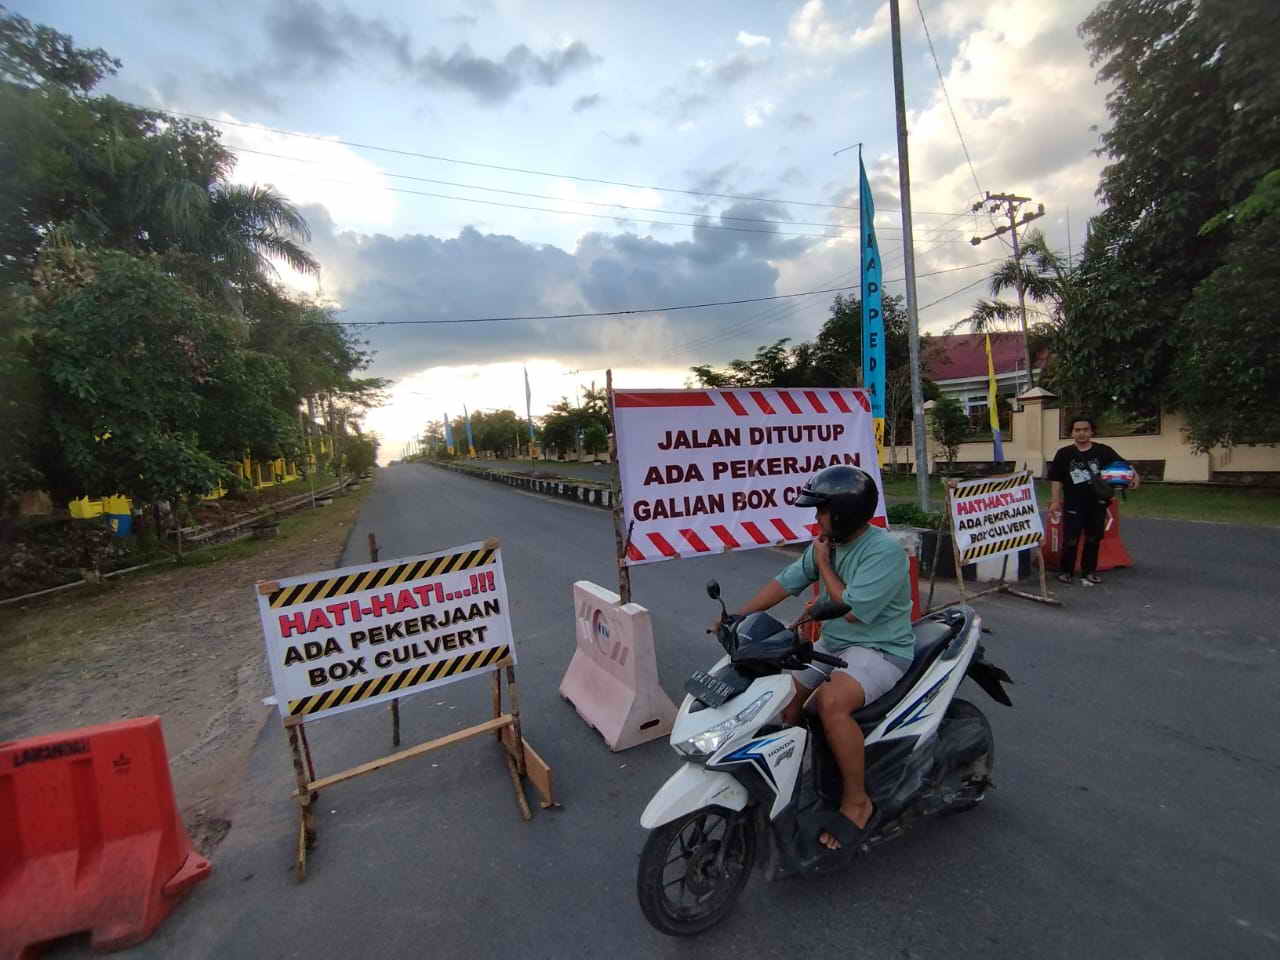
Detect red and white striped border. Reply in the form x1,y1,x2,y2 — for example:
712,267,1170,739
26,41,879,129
614,387,871,416
624,515,888,564
625,518,824,562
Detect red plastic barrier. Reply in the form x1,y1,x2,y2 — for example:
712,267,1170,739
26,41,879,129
1042,499,1133,573
0,717,210,958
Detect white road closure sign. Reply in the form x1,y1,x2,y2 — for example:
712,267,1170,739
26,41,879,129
949,471,1045,564
613,387,885,565
255,541,515,720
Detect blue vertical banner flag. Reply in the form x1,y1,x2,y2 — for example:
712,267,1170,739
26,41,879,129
859,153,885,460
463,404,476,457
984,334,1005,463
443,411,454,455
523,366,536,457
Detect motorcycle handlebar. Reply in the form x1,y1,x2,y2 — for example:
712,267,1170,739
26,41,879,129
809,650,848,669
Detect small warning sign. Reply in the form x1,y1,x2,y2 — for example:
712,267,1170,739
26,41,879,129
256,542,515,720
949,471,1044,563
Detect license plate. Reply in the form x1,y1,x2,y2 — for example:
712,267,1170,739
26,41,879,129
684,670,736,708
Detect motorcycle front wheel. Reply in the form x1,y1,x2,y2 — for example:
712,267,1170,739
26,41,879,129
637,805,757,937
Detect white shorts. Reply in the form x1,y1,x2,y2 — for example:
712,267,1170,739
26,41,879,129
792,643,910,707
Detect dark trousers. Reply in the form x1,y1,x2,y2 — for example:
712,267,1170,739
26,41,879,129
1061,498,1109,576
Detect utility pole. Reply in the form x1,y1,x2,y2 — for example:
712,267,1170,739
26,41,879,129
970,192,1045,392
889,0,930,512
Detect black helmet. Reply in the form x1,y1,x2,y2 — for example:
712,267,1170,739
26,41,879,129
794,465,878,539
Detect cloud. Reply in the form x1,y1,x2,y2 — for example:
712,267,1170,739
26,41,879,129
441,13,478,27
743,100,776,128
711,50,769,86
298,202,819,380
206,0,599,107
788,0,890,54
606,131,644,147
736,31,771,48
572,93,602,112
852,0,1110,333
782,110,815,131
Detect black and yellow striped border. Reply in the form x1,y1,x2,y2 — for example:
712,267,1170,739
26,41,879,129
287,645,511,717
954,472,1032,499
269,547,497,609
960,532,1042,562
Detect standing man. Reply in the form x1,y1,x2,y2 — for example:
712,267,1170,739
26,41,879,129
1048,416,1139,586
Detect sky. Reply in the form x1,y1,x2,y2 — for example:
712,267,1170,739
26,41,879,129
21,0,1114,460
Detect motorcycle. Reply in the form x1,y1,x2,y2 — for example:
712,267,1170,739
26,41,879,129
636,580,1013,936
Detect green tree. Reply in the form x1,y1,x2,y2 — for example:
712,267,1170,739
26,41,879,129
24,247,236,505
1062,0,1280,420
1173,170,1280,449
0,7,119,93
929,398,969,469
582,423,608,456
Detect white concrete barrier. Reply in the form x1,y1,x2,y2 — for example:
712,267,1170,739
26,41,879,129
560,581,677,751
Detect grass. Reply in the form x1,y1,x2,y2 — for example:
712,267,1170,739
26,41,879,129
0,484,372,620
881,471,1280,527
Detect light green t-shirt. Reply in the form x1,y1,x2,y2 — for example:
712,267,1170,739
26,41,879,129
774,525,914,662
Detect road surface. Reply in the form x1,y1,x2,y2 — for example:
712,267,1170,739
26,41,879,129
116,463,1280,959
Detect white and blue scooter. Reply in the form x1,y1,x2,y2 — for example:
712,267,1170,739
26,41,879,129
636,581,1013,936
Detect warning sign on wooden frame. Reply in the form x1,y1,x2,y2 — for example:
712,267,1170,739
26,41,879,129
949,471,1044,563
256,541,515,720
613,387,885,565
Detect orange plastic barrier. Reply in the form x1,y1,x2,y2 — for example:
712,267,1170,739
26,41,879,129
0,717,210,958
1042,499,1133,573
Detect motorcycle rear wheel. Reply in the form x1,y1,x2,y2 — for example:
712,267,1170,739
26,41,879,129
637,805,757,937
937,698,994,815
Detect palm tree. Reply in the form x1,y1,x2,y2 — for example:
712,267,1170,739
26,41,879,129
74,111,318,296
956,229,1077,387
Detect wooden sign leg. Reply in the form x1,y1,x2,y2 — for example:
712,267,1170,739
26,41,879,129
368,531,403,748
491,671,503,740
501,663,532,821
946,483,968,603
285,718,316,882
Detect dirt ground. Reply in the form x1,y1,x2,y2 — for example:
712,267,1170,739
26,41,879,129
0,482,372,854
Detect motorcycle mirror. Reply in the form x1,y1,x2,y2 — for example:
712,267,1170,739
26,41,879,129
806,599,851,622
705,580,721,601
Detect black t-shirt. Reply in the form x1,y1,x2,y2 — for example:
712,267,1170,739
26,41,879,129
1048,443,1123,504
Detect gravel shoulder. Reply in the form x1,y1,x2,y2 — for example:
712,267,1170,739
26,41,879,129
0,481,372,854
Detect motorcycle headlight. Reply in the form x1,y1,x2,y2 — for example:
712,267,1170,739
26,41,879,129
673,690,774,760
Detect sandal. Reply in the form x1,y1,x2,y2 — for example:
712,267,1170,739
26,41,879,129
797,808,874,867
1056,573,1074,585
1084,573,1102,584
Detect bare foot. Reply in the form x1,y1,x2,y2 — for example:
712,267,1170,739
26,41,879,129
819,797,874,850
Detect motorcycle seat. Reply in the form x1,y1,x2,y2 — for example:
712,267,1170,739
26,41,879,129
852,620,957,728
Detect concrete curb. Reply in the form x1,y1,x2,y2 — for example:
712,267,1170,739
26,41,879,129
430,461,614,510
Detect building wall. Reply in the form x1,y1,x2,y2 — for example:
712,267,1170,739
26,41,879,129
883,402,1280,482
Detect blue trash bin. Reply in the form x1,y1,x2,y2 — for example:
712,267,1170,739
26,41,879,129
107,513,133,537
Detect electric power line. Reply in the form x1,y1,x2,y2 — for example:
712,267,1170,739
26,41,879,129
331,258,1003,328
228,150,979,243
230,146,970,238
152,105,973,217
916,0,983,199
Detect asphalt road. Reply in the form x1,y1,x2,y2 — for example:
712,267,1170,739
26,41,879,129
121,464,1280,959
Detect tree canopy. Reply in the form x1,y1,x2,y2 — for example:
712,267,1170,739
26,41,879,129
0,9,385,524
1058,0,1280,447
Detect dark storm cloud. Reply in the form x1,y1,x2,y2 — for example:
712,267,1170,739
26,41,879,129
299,202,818,379
203,0,598,108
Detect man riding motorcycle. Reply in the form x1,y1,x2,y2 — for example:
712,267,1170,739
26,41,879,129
720,465,913,854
